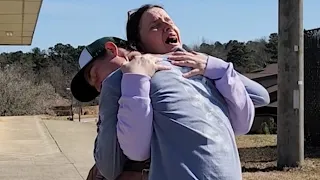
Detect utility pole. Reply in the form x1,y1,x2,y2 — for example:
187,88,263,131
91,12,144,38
277,0,304,168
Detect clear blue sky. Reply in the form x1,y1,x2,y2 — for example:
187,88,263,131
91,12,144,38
1,0,320,53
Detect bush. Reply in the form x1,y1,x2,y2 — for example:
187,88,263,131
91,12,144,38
249,116,277,134
0,65,65,116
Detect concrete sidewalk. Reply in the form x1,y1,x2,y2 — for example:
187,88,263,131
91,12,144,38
0,116,97,180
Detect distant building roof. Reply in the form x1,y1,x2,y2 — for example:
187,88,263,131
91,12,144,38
244,63,277,79
244,63,278,108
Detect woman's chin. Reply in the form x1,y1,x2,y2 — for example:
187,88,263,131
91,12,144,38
166,44,181,51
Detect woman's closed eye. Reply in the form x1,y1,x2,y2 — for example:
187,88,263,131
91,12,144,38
150,23,160,30
164,17,173,24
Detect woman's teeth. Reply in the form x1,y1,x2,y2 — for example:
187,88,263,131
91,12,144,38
165,37,178,44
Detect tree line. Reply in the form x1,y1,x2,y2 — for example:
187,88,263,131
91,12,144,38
0,33,278,116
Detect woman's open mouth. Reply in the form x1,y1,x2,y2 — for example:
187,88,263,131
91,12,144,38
165,37,178,45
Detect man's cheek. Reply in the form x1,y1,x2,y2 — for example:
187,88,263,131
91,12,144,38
96,84,101,92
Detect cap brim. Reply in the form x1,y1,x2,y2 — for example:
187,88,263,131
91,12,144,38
71,68,99,102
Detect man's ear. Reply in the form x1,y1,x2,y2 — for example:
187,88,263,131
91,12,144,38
88,66,98,85
105,42,118,57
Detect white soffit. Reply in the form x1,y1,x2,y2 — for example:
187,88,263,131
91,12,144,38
0,0,43,45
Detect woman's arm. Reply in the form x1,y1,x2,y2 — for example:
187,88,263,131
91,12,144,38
116,54,170,161
116,73,153,161
204,56,258,135
237,73,270,108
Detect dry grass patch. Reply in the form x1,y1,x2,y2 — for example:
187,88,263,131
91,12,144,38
237,135,320,180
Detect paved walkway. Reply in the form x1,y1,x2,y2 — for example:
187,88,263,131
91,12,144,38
0,116,97,180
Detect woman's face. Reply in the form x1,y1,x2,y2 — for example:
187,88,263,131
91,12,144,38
139,7,181,54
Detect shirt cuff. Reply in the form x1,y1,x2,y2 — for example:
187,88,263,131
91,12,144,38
204,56,230,80
121,73,151,97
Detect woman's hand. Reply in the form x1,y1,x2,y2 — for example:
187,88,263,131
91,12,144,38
121,54,171,77
168,51,208,78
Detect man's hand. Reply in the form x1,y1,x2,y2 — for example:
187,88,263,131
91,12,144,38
121,54,171,77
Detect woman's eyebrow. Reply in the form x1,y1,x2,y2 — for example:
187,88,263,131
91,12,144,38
148,19,158,28
164,17,172,22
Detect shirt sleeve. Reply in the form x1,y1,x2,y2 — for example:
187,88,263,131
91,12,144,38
94,83,127,180
117,73,153,161
204,56,256,135
237,73,270,108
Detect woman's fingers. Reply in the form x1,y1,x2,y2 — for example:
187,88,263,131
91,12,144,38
183,69,201,78
170,60,197,68
191,51,198,55
127,51,142,61
171,51,186,55
155,64,171,71
167,55,191,61
154,57,164,63
171,51,193,56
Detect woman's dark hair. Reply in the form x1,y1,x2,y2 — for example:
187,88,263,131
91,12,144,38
126,4,164,51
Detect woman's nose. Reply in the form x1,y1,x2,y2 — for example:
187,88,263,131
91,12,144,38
163,22,173,32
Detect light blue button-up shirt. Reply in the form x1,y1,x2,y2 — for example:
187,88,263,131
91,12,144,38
95,54,269,180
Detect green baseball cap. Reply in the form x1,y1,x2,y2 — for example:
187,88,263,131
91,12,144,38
71,37,133,102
